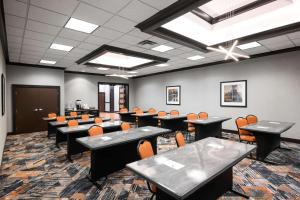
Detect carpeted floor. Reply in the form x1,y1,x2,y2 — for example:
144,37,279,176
1,131,300,200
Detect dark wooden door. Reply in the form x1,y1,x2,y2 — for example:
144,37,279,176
14,85,60,133
98,92,105,112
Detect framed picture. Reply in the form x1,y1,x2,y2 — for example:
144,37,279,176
166,86,181,105
1,73,5,116
220,80,247,107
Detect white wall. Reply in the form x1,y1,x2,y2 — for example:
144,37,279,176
64,72,134,111
133,51,300,140
6,65,65,132
0,40,7,165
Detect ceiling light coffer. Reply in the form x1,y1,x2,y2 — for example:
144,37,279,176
138,40,157,46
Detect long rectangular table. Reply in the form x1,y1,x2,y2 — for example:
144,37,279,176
57,121,122,161
42,114,94,122
184,117,231,141
153,115,187,131
240,120,295,161
127,137,255,200
76,126,171,182
131,113,158,127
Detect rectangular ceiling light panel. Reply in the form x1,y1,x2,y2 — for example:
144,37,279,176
65,18,99,33
50,43,73,51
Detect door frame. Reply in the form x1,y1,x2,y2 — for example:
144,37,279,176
12,84,61,133
97,82,129,113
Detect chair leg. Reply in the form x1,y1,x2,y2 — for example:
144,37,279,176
150,193,155,200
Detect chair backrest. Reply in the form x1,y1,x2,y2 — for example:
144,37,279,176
56,116,66,122
158,111,167,117
187,113,198,127
81,114,89,121
88,125,103,136
68,120,78,127
137,140,154,160
198,112,208,119
246,115,258,125
121,122,131,131
70,111,77,117
135,109,143,115
170,110,179,116
132,107,141,112
148,108,156,114
94,117,102,124
120,108,128,113
235,117,251,136
175,132,185,147
48,113,57,118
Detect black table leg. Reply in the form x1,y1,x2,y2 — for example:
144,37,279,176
138,117,158,127
48,123,56,137
253,133,280,161
56,130,67,147
161,119,187,132
67,132,89,162
194,123,222,141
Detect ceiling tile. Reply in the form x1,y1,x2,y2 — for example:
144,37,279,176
81,0,132,14
84,35,111,45
26,20,61,35
126,45,147,52
242,46,270,55
127,28,151,39
264,41,295,51
7,35,23,44
118,0,158,23
292,39,300,46
5,14,26,28
69,48,90,56
54,37,80,47
77,42,99,51
22,44,48,52
116,34,143,45
287,31,300,40
164,48,185,56
104,15,136,33
72,3,113,25
4,0,27,17
92,27,124,40
6,26,24,37
148,36,168,45
21,49,45,56
30,0,79,16
28,5,69,26
23,38,50,48
24,30,55,42
259,35,290,45
108,41,130,48
59,28,89,41
139,0,177,10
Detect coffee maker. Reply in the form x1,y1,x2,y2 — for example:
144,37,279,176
75,99,82,110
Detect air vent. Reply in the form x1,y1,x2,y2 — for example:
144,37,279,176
138,40,157,46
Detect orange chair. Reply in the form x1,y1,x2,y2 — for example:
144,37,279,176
157,111,167,127
120,108,128,113
235,117,256,143
68,120,78,127
246,115,258,125
148,108,156,114
186,113,198,133
48,113,57,118
137,140,156,199
132,107,141,112
170,110,179,116
198,112,208,119
121,122,131,131
81,114,89,121
70,111,77,117
56,116,66,122
135,109,144,125
88,125,103,136
94,117,103,124
175,132,185,147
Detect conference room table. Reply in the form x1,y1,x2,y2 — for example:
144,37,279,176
42,114,94,122
131,113,158,127
184,117,231,141
127,137,255,200
118,111,147,123
76,126,171,183
153,115,187,131
57,121,122,161
240,120,295,162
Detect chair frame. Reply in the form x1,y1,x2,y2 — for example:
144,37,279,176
246,114,258,124
88,125,103,136
175,131,185,147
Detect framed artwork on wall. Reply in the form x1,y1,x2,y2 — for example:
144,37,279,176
1,73,5,116
220,80,247,107
166,85,181,105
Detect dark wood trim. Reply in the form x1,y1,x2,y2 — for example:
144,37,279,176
0,0,8,62
76,44,169,71
133,47,300,79
220,80,247,108
64,71,106,76
12,84,61,133
166,85,181,105
1,73,5,116
281,137,300,144
8,62,66,70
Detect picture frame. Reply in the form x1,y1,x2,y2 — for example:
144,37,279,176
166,85,181,105
1,73,5,116
220,80,247,107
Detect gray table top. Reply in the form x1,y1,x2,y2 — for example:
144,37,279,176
118,111,147,114
126,137,255,199
57,120,122,134
43,114,94,121
131,113,158,117
76,126,171,150
49,118,96,126
184,117,231,125
153,115,187,120
240,120,295,134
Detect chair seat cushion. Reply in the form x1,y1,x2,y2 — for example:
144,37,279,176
240,135,256,142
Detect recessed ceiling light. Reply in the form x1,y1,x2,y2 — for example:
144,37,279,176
187,55,205,60
89,52,152,68
97,67,109,70
151,45,174,52
155,63,169,67
127,71,138,74
237,42,261,50
50,43,73,51
65,18,99,33
40,59,56,65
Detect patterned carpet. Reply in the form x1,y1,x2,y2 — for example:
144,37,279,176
1,131,300,200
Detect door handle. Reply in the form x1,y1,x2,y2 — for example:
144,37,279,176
34,108,38,112
38,108,43,111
